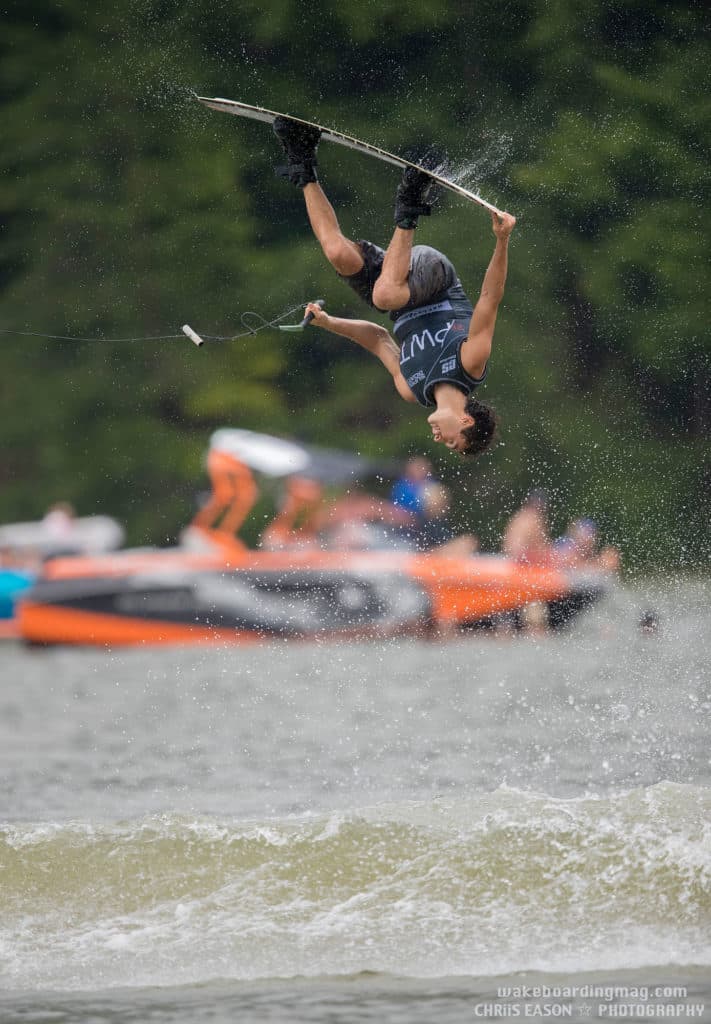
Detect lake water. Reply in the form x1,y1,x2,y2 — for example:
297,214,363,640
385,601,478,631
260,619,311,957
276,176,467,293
1,578,709,1023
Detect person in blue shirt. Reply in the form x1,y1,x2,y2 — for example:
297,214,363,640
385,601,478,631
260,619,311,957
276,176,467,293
391,456,432,518
273,116,516,457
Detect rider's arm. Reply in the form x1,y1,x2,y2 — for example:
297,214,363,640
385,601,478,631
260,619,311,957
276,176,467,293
460,212,516,380
304,303,417,403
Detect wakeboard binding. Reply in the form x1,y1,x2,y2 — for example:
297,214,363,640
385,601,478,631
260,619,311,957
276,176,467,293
394,149,449,228
273,115,322,187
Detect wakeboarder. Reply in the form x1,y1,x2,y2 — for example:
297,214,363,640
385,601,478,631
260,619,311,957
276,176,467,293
273,116,516,456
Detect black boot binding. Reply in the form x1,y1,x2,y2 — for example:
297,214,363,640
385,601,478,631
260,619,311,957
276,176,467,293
394,150,448,229
273,116,322,187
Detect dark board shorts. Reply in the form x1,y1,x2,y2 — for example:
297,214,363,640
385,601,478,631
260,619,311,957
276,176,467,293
338,240,459,315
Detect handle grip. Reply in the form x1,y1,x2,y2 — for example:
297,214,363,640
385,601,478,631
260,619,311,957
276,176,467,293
300,299,325,328
182,324,205,347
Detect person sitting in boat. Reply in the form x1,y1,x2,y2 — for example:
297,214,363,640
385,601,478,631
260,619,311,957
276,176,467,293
553,518,621,573
42,502,76,542
272,117,515,456
318,489,414,551
391,456,434,518
407,482,478,558
501,490,552,565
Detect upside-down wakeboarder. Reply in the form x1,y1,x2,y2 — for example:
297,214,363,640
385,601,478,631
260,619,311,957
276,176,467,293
273,116,516,456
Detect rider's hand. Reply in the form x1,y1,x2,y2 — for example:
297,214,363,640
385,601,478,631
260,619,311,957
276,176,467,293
305,302,329,326
492,211,516,239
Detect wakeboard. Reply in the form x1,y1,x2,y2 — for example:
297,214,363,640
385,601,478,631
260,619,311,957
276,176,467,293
195,95,503,216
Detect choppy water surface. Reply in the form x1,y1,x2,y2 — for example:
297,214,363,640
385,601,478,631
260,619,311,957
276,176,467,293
1,579,709,1023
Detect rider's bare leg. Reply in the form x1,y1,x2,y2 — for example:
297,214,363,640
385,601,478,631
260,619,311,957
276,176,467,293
302,183,364,276
371,227,413,311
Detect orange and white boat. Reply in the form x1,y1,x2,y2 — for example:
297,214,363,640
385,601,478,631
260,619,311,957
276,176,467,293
0,513,125,640
17,431,608,646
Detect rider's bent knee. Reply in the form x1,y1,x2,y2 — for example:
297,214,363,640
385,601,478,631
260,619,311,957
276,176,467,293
372,278,410,311
322,237,363,276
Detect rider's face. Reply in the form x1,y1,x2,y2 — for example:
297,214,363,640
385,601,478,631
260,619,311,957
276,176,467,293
427,408,472,453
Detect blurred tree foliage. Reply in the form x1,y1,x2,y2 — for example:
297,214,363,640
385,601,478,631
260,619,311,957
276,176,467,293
0,0,708,565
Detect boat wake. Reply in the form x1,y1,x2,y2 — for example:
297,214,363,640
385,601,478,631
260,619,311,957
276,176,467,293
2,781,709,991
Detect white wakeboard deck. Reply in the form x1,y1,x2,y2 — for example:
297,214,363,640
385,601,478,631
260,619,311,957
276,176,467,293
195,95,503,216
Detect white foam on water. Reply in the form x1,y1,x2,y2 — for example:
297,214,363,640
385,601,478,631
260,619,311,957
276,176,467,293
2,781,710,991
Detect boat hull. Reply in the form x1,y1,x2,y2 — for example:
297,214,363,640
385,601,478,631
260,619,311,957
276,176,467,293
16,550,605,647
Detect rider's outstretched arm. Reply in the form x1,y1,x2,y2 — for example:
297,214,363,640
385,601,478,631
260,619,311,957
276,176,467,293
304,302,417,403
460,212,516,379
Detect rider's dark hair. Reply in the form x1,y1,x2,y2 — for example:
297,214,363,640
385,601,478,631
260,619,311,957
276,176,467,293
459,397,498,457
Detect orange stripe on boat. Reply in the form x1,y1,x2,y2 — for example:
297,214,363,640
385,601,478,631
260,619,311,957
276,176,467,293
17,603,259,647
